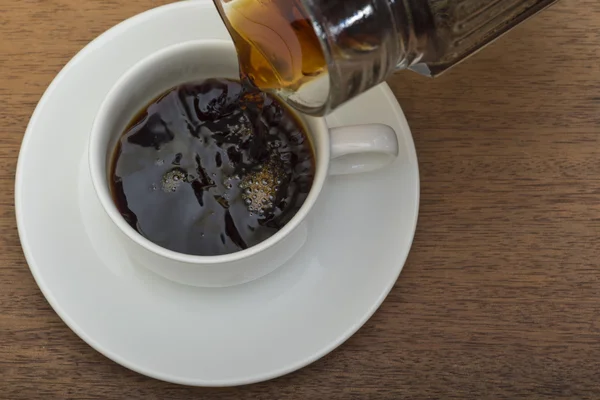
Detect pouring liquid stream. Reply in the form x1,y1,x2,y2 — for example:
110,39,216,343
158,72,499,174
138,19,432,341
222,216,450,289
214,0,329,106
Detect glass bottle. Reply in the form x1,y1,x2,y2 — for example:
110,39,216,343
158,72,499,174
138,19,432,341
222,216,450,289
214,0,560,115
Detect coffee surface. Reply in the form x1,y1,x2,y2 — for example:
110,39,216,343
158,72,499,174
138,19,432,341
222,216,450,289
110,78,315,256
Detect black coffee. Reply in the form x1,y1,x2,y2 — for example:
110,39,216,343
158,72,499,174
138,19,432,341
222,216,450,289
109,78,315,256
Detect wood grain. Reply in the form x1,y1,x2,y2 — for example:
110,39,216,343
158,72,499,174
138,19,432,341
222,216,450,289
2,0,600,398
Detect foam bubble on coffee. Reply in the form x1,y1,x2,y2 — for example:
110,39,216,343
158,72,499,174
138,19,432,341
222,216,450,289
239,156,285,215
162,169,187,193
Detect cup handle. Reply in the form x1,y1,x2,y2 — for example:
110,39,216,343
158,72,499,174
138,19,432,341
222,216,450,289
329,124,399,176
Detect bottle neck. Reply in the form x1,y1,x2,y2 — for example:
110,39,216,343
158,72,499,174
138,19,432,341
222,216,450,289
299,0,430,114
391,0,434,69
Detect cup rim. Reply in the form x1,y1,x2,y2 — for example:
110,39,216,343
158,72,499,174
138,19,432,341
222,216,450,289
89,40,330,265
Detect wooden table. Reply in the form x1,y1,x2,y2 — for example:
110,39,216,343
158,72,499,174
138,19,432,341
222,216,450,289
2,0,600,398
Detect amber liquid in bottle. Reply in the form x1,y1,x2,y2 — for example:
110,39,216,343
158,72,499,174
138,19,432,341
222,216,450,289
216,0,327,93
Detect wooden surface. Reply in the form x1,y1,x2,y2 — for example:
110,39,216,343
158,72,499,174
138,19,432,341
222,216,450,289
2,0,600,398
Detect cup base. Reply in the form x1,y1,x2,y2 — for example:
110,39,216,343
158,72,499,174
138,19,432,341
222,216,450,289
124,221,308,288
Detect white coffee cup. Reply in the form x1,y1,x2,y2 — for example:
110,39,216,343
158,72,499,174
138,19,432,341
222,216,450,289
89,40,399,288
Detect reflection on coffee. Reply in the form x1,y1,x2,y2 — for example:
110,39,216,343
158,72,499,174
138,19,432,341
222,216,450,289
109,78,315,256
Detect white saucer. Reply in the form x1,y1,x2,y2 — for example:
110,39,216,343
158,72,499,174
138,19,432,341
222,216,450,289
15,0,419,386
